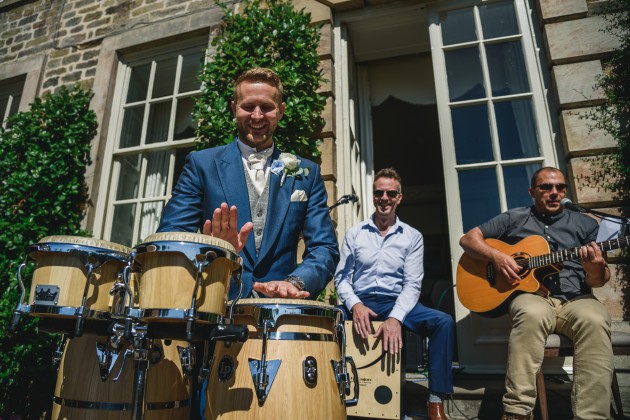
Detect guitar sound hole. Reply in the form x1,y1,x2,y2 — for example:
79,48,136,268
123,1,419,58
513,255,531,280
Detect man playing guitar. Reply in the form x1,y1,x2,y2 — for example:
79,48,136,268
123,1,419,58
459,167,612,420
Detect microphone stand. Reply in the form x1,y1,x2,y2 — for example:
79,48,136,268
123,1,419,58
329,195,357,213
573,206,630,237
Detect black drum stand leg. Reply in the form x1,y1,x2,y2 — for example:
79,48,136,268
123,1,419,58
131,327,150,420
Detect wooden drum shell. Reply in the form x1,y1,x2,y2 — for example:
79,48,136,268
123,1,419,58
132,233,240,323
51,335,190,419
205,299,346,420
27,236,130,319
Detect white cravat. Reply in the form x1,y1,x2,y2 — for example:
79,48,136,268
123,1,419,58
247,153,267,194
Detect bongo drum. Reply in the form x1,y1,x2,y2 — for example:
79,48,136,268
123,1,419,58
131,233,241,332
205,299,358,420
51,334,191,419
13,236,131,335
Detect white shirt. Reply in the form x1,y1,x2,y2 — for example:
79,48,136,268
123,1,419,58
334,215,424,323
236,138,274,186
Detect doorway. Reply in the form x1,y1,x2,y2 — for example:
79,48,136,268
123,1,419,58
366,54,455,322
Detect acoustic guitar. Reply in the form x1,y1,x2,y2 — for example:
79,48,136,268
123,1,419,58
456,234,629,317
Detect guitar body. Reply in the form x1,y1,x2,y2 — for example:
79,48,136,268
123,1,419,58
456,235,559,317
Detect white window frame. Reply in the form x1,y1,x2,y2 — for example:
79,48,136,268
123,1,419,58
333,23,373,236
428,0,559,372
93,38,206,245
429,0,557,268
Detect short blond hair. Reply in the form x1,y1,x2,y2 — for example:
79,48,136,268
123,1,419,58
234,67,284,104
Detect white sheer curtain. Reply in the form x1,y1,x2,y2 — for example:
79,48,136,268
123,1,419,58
139,150,168,242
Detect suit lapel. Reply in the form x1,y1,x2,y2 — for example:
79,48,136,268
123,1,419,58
257,148,293,262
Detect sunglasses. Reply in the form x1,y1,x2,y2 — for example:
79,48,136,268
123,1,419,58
536,183,568,192
373,189,400,198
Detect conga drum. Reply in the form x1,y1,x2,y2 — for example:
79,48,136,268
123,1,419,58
205,299,358,419
51,334,191,419
130,233,242,339
15,236,131,335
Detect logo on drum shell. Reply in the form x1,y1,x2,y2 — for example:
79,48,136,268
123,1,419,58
217,355,235,382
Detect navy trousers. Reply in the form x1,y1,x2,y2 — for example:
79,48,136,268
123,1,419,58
340,294,454,394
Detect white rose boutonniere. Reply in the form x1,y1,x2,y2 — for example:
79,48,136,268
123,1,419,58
270,153,310,186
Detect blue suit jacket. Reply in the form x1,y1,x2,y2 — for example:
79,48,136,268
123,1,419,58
157,140,340,299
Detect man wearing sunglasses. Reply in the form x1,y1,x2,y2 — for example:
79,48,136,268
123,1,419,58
459,167,612,420
334,168,454,420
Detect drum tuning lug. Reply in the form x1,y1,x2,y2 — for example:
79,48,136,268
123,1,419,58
96,341,121,381
51,337,67,368
248,358,281,405
8,310,22,334
199,355,214,383
73,313,85,338
303,356,318,386
177,345,196,378
113,347,134,382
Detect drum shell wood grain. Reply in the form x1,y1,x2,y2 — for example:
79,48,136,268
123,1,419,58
205,300,346,419
28,252,125,317
51,334,190,419
134,251,234,320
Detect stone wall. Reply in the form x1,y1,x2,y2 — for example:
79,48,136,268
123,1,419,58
537,0,627,322
0,0,338,216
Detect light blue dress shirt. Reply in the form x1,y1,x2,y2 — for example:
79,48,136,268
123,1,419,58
334,215,424,322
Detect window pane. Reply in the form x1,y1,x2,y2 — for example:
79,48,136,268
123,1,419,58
180,51,203,93
452,104,493,164
140,201,164,242
111,203,136,247
495,99,540,160
174,97,197,140
119,105,144,148
9,92,21,116
116,154,141,200
445,47,485,101
146,101,171,144
152,57,177,98
487,41,529,96
479,1,519,39
126,63,151,103
440,7,477,45
503,164,541,209
144,150,169,198
0,96,8,122
0,74,26,125
459,168,500,232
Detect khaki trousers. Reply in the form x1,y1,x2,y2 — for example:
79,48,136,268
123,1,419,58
503,293,613,419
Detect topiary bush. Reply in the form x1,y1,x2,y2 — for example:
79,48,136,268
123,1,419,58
0,84,97,417
194,0,326,161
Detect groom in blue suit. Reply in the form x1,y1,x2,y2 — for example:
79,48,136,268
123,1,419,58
157,68,339,300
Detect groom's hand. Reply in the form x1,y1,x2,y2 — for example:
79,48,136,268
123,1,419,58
203,202,253,253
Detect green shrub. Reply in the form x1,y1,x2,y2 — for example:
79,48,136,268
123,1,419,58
590,1,630,199
194,0,326,161
0,84,97,417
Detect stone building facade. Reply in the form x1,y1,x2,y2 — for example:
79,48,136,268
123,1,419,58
1,0,626,371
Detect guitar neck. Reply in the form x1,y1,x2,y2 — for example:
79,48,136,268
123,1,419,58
528,236,630,269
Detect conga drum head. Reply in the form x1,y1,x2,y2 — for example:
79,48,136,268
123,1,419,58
206,298,347,419
131,232,242,333
26,236,131,330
